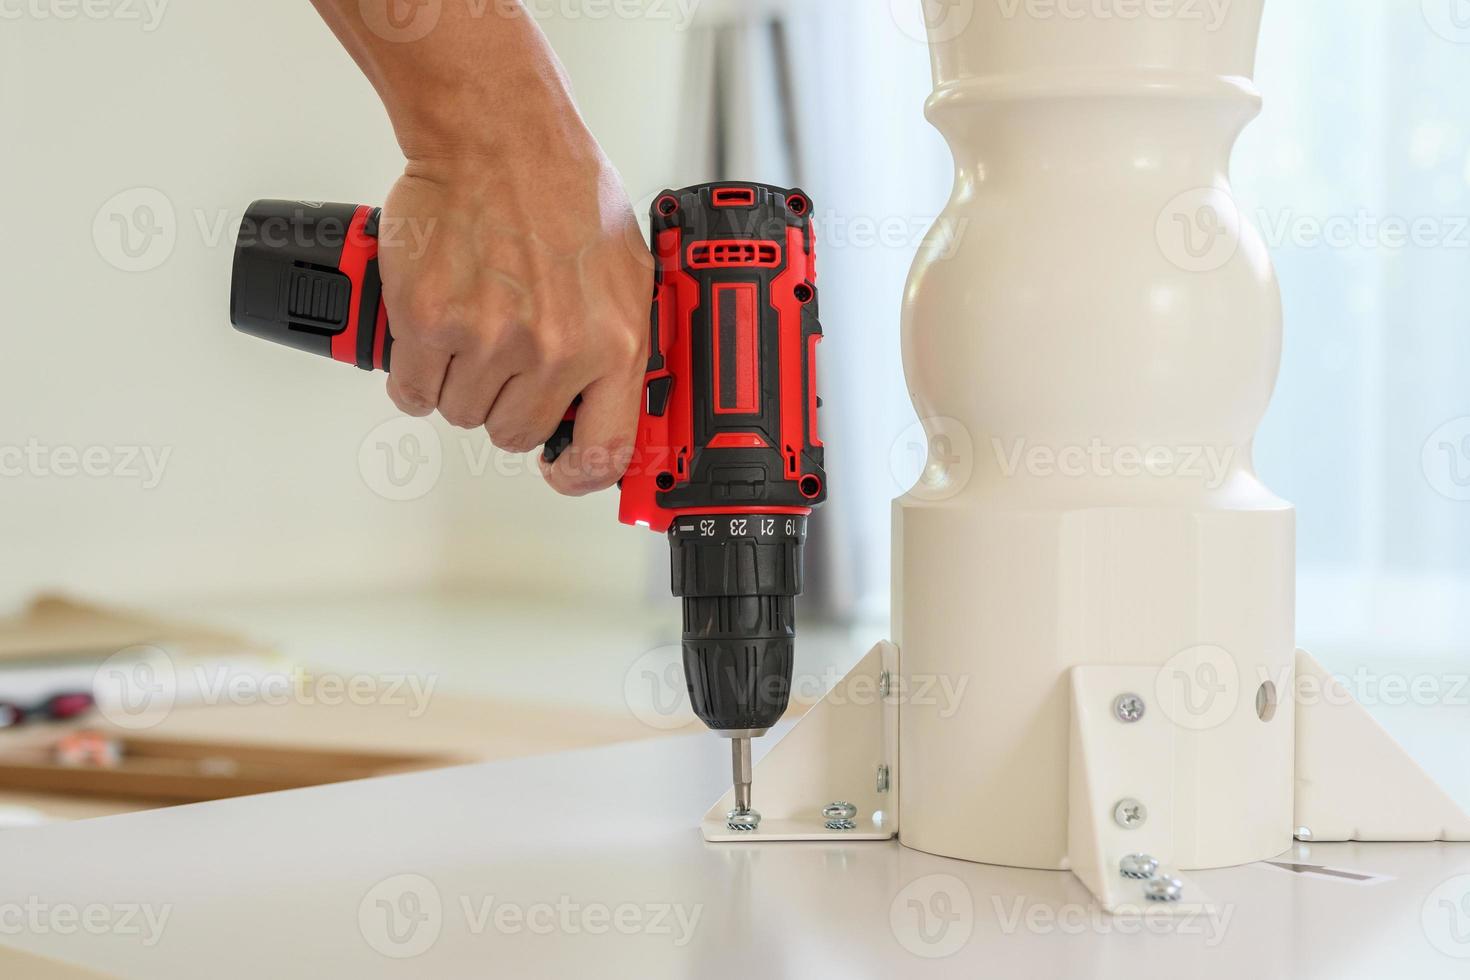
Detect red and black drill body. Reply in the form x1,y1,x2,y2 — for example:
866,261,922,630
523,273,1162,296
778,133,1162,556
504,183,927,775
229,182,826,741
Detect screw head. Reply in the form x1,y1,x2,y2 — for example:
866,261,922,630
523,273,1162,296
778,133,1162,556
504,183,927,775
1119,853,1159,880
1113,798,1148,829
1143,876,1184,903
822,801,858,830
876,764,890,794
726,808,761,832
1113,693,1146,723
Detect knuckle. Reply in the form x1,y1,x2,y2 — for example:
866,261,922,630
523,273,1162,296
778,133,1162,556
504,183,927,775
550,441,628,494
545,469,595,498
397,290,448,333
536,328,582,374
485,321,534,367
390,383,437,416
485,422,535,454
611,322,646,366
395,292,470,352
441,407,485,430
416,316,467,352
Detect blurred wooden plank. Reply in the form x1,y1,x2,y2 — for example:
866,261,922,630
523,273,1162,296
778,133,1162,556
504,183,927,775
0,946,113,979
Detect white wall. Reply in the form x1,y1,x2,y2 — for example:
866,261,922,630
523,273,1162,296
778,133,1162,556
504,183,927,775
0,2,685,609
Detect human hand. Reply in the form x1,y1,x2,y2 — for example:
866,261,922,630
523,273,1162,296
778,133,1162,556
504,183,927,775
379,147,651,496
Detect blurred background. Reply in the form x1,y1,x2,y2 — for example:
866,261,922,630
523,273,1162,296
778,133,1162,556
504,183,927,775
1,1,1469,815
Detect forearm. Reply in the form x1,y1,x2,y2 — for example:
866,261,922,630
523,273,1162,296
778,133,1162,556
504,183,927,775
308,0,597,166
308,0,650,496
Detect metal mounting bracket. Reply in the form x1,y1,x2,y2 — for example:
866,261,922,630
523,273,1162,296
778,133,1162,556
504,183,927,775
702,640,899,842
1066,664,1215,915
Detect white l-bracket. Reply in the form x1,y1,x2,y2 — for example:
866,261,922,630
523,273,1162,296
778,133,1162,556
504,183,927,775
702,641,899,842
1067,665,1214,915
1295,649,1470,841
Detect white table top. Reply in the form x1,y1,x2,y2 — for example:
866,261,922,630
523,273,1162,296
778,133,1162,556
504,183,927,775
0,728,1467,979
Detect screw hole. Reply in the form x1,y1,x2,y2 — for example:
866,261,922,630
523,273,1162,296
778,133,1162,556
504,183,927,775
785,194,809,217
657,195,679,216
1256,680,1278,722
799,475,822,499
794,284,814,304
656,472,675,491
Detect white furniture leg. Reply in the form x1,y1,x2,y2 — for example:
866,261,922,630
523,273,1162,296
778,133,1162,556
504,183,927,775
895,0,1293,877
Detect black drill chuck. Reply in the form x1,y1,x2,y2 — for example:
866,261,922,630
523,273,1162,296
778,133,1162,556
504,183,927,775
670,515,806,734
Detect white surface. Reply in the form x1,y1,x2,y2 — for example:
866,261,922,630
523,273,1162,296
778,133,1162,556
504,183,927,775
0,733,1467,978
895,0,1293,870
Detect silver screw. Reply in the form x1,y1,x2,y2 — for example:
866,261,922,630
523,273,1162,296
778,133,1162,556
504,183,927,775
1119,853,1159,880
1295,826,1313,842
1143,876,1184,903
726,808,761,832
1113,693,1146,723
876,764,890,794
823,801,858,831
878,671,892,698
1113,798,1148,829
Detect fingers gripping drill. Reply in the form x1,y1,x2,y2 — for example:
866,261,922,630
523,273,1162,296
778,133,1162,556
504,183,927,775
228,183,828,824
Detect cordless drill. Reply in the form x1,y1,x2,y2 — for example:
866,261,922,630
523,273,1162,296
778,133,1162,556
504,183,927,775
229,182,827,822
